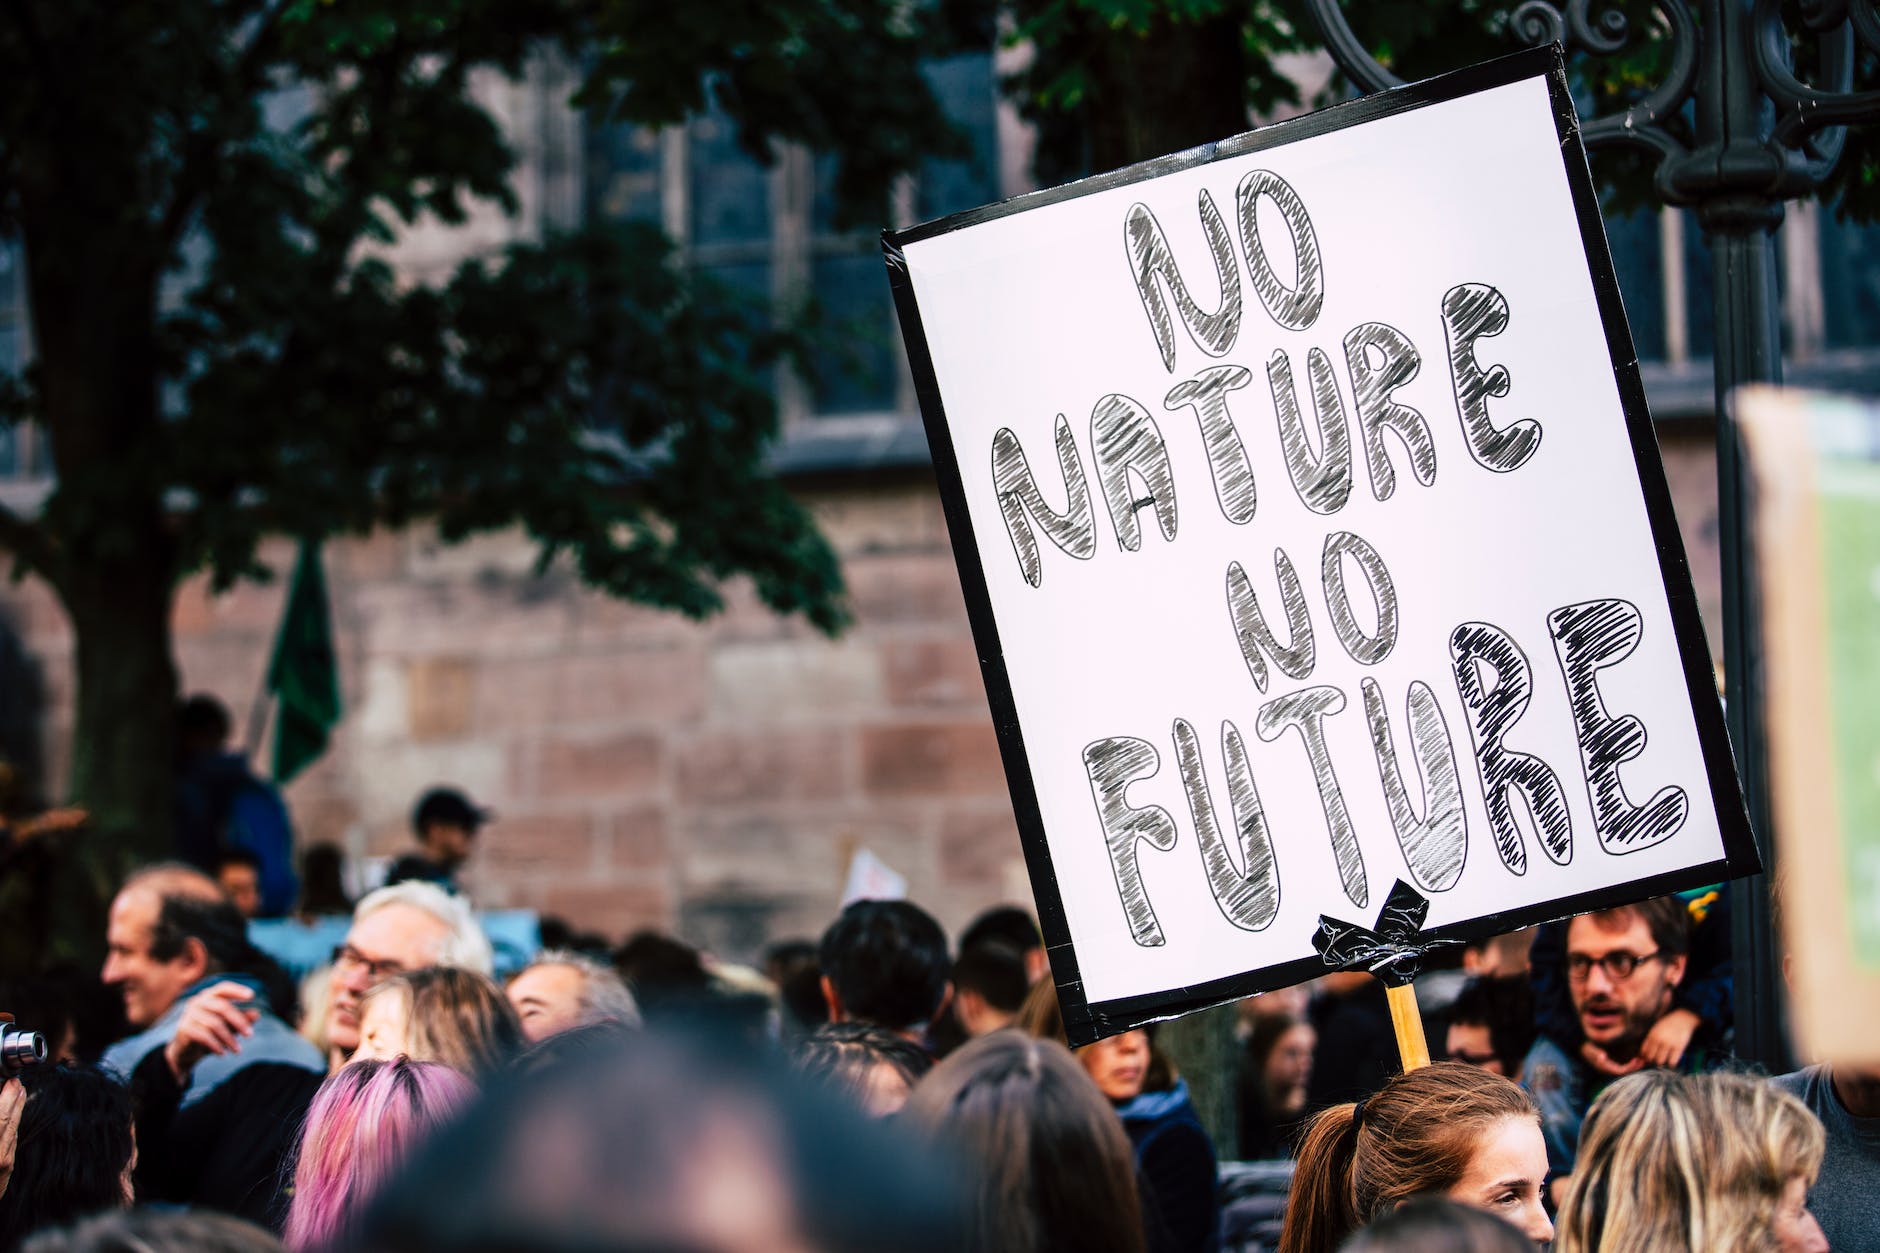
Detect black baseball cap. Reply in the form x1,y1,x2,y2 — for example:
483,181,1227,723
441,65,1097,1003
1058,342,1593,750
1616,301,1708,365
413,786,493,835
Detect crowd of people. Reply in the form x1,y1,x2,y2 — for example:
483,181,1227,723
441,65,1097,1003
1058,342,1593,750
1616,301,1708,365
0,745,1872,1251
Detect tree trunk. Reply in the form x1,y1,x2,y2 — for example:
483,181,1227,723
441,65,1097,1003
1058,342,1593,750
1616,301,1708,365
1031,12,1258,187
11,113,182,967
45,557,180,966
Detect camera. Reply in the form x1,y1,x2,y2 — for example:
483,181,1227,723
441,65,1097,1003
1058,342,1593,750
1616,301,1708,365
0,1022,46,1076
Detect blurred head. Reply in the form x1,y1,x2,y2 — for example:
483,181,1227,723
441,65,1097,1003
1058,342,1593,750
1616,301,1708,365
215,850,264,919
1078,1028,1151,1103
506,951,641,1044
613,930,710,1017
1279,1062,1552,1252
354,1030,966,1253
764,940,828,1039
1247,1013,1314,1117
950,942,1030,1038
958,906,1047,985
1461,930,1534,979
0,1067,136,1249
297,843,353,917
323,882,493,1059
411,788,489,872
794,1022,933,1118
1555,1070,1826,1253
22,1208,284,1253
177,694,233,758
355,967,524,1079
818,901,950,1034
1444,977,1536,1078
101,865,240,1027
506,1020,639,1080
902,1032,1145,1253
1012,971,1178,1100
283,1058,475,1252
1340,1196,1534,1253
1565,900,1689,1056
1241,985,1310,1021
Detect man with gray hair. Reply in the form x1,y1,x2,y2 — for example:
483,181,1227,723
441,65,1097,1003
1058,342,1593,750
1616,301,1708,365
506,950,641,1043
320,880,493,1070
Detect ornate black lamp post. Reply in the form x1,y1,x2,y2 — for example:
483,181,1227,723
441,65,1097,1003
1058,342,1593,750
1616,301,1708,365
1304,0,1880,1068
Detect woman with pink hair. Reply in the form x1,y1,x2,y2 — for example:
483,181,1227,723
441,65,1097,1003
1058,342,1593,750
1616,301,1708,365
282,1057,473,1251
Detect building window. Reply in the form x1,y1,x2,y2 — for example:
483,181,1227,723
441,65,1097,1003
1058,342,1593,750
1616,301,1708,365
687,106,775,307
587,122,665,226
808,154,903,416
917,53,1001,222
585,62,1879,438
584,52,1001,431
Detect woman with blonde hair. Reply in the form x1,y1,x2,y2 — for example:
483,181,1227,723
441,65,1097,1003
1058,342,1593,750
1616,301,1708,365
1277,1061,1553,1251
353,966,524,1079
1554,1069,1827,1252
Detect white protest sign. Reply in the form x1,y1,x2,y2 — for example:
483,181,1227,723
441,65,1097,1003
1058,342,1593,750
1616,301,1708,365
885,48,1757,1044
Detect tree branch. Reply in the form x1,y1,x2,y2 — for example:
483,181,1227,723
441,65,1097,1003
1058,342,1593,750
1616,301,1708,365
155,0,293,250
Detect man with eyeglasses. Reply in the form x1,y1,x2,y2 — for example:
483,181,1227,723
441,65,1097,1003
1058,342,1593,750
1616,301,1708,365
319,880,493,1070
1521,896,1709,1194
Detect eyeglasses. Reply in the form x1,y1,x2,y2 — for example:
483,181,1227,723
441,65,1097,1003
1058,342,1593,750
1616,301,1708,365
1566,950,1663,982
331,944,407,982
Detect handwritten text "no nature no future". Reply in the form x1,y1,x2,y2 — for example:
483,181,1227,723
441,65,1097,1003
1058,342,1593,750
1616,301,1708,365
986,171,1691,949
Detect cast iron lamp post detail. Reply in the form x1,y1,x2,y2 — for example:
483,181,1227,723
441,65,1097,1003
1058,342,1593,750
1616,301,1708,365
1304,0,1880,1069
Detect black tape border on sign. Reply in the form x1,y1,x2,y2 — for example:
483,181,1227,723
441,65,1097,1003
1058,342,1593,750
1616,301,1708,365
881,43,1761,1047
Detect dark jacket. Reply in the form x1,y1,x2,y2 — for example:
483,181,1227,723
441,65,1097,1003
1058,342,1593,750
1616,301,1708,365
111,974,326,1228
1522,1029,1719,1177
1117,1080,1221,1253
1305,981,1398,1110
174,750,299,916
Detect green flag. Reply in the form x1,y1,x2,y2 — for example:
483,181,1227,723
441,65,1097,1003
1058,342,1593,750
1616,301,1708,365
266,540,342,783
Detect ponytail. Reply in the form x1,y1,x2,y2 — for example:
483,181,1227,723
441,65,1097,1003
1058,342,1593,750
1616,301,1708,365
1277,1102,1362,1253
1275,1063,1537,1253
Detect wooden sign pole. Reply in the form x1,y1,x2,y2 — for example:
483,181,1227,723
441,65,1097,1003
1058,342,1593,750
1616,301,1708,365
1386,982,1431,1071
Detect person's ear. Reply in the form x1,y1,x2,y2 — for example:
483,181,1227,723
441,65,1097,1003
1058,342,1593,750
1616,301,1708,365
179,936,211,982
1664,952,1688,989
1782,952,1795,993
820,974,846,1022
933,979,955,1025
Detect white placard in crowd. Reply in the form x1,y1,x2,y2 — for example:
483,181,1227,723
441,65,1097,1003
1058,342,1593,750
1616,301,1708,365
885,48,1757,1043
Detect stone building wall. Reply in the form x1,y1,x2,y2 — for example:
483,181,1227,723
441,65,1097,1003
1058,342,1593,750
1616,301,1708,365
0,431,1725,961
